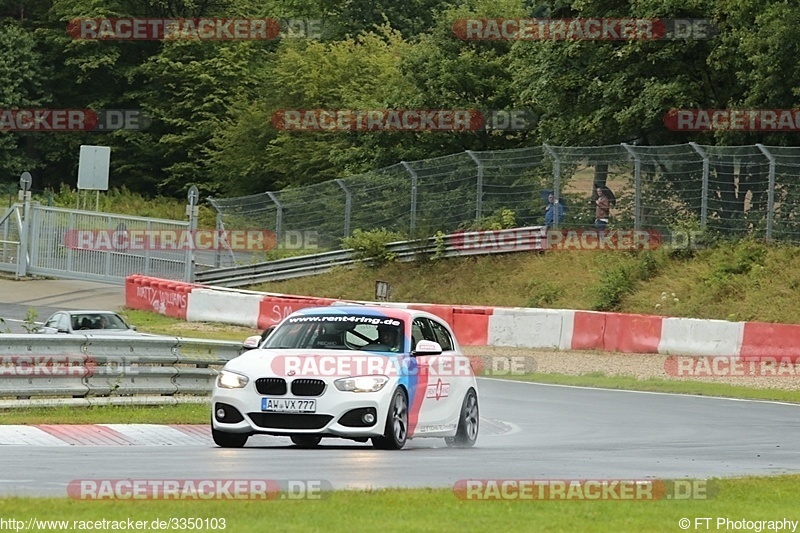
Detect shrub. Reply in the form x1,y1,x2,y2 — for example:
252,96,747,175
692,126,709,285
341,228,404,267
526,280,564,307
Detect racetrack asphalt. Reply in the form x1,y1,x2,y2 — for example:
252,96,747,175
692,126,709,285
1,379,798,497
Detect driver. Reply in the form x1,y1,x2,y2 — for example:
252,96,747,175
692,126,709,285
374,325,400,352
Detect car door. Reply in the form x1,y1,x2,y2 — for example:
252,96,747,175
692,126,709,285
428,318,471,429
411,317,457,432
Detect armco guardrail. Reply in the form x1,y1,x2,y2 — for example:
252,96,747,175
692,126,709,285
0,334,244,407
194,226,546,287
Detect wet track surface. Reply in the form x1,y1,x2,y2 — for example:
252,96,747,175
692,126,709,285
1,379,799,497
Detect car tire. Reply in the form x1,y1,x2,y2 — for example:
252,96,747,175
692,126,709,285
291,435,322,448
212,428,248,448
372,387,408,450
444,388,479,448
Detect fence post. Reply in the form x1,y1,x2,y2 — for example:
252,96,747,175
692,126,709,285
621,143,641,231
266,192,283,244
401,161,418,233
16,185,31,278
756,144,776,241
465,150,483,222
185,186,199,283
214,210,223,268
1,207,9,263
542,144,561,229
334,179,352,238
689,142,709,229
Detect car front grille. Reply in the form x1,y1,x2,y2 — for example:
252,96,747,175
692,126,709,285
290,379,326,397
255,378,287,395
248,413,333,430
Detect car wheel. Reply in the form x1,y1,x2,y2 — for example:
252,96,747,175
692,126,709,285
372,388,408,450
212,428,248,448
291,435,322,448
444,388,479,448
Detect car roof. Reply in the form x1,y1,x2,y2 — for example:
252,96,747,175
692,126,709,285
289,305,452,325
60,310,122,316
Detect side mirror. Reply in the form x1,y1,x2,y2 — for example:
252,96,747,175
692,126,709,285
38,326,58,334
243,335,262,350
413,339,443,356
131,325,137,331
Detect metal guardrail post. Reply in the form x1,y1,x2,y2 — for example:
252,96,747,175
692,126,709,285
621,143,642,231
689,142,709,229
266,192,283,244
465,150,483,221
756,144,776,240
401,161,418,233
334,179,352,238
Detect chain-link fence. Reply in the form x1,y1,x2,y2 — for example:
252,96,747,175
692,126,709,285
208,143,800,250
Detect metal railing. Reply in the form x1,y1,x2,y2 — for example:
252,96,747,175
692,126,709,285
195,226,546,287
0,334,244,407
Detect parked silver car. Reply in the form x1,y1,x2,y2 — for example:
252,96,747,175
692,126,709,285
37,311,138,335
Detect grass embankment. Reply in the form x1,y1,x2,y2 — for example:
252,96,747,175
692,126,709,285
2,475,799,532
250,239,800,323
119,309,252,342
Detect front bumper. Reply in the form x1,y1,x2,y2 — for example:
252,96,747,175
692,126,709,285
211,380,396,438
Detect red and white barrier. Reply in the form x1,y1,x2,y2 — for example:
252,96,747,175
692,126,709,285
124,275,800,358
187,288,263,328
488,308,567,349
658,317,744,357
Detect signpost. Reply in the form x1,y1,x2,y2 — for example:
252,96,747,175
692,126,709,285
77,145,111,210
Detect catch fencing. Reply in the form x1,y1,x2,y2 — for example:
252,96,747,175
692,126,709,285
209,143,800,249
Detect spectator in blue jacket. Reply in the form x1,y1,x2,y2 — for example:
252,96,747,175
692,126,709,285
544,193,565,228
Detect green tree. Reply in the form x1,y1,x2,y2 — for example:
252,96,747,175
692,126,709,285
0,22,49,182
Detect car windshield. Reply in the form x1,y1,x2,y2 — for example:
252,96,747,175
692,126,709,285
72,313,129,331
263,315,404,352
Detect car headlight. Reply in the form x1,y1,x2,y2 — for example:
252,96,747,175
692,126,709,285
334,375,389,393
217,370,249,389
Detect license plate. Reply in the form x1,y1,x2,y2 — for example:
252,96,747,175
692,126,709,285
261,398,317,413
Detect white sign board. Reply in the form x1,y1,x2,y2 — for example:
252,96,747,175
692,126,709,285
77,145,111,191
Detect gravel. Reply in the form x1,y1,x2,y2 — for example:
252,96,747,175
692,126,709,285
462,346,800,392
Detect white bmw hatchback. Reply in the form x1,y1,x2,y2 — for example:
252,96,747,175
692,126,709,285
211,305,479,449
